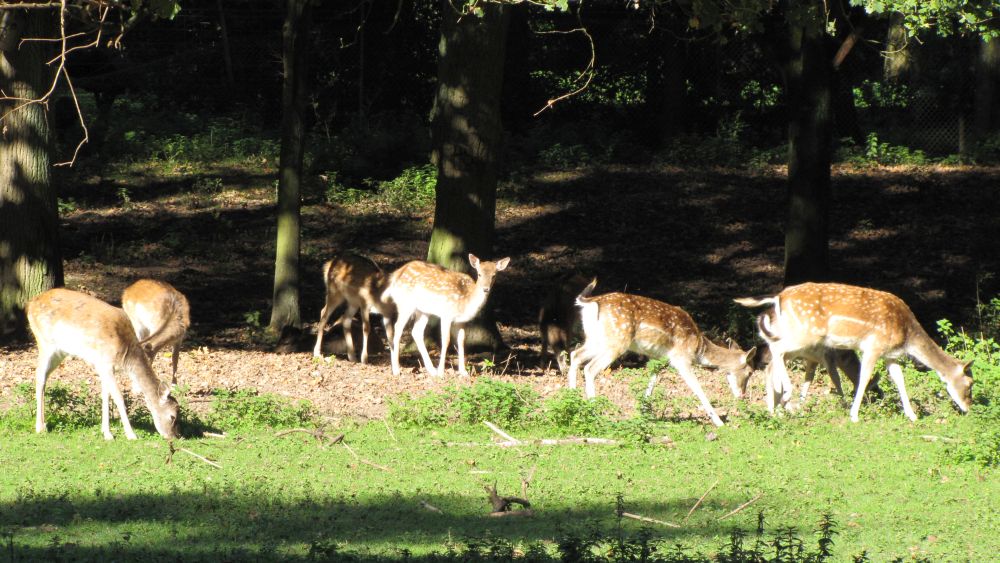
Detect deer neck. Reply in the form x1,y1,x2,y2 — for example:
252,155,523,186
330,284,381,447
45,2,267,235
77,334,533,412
455,276,488,321
905,323,963,378
697,337,740,369
123,344,168,415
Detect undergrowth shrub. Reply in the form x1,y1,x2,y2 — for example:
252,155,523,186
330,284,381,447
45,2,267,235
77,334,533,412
325,163,436,211
205,388,314,431
0,382,101,432
544,388,615,435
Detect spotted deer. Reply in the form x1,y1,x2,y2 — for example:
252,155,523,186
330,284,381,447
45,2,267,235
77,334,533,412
567,280,756,427
735,282,973,422
121,279,190,384
740,309,883,407
383,254,510,376
27,288,180,440
313,253,396,363
538,273,591,374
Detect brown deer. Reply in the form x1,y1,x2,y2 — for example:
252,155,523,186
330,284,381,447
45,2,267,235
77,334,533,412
313,253,396,363
383,254,510,376
740,310,883,407
538,273,591,374
735,282,973,422
121,279,190,384
567,280,756,427
27,288,180,440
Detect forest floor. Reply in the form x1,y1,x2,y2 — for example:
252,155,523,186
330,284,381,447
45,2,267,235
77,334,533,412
2,162,998,423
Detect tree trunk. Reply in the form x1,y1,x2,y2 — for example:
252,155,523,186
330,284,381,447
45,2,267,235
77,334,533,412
782,14,832,286
883,11,914,83
427,0,510,351
269,0,312,333
974,37,1000,139
0,10,62,340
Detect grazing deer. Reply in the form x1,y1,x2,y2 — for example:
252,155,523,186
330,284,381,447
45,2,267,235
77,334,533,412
121,279,190,384
27,288,180,440
538,273,591,374
567,280,756,427
383,254,510,376
735,282,973,422
313,253,396,363
741,310,883,406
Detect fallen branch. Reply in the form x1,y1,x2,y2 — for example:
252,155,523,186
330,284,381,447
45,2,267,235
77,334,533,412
202,431,226,439
419,500,443,513
342,442,392,472
920,435,958,443
717,493,763,521
483,421,519,444
441,437,622,447
489,509,535,518
621,512,680,528
684,479,719,522
484,484,531,513
178,446,222,469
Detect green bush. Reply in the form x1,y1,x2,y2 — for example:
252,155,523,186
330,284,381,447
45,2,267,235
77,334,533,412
205,389,315,431
377,163,437,210
387,391,454,428
544,388,615,435
454,379,539,426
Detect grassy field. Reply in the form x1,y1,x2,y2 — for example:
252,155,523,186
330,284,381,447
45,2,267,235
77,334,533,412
0,397,996,561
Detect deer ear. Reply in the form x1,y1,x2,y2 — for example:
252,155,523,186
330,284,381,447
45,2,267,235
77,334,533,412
495,257,510,271
743,346,757,365
468,254,480,268
962,360,974,373
160,386,172,404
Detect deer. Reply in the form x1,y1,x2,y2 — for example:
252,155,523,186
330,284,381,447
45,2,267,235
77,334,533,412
121,279,190,384
735,282,974,422
738,309,884,407
27,288,180,440
383,254,510,377
538,272,591,374
313,253,396,363
567,279,756,427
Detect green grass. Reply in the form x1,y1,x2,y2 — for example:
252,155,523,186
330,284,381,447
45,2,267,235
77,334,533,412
0,404,996,561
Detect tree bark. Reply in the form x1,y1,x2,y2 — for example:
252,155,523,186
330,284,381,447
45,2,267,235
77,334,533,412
883,11,914,83
269,0,312,333
426,1,510,351
781,10,832,286
974,37,1000,139
0,10,62,340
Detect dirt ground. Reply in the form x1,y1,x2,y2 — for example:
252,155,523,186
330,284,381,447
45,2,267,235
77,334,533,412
2,163,998,423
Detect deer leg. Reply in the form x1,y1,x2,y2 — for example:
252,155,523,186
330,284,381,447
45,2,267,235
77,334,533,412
849,352,880,423
390,305,414,376
437,317,453,376
170,340,182,385
567,342,598,391
582,351,617,399
886,361,917,422
34,348,65,434
313,292,345,357
768,350,793,412
764,361,776,413
800,360,819,401
456,325,468,376
672,357,724,427
340,305,361,362
99,366,137,440
410,314,437,376
359,309,372,365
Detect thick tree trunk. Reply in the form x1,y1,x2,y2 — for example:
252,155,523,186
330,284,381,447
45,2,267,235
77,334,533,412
269,0,312,333
883,12,914,83
427,0,510,352
974,37,1000,139
782,16,832,286
0,10,62,340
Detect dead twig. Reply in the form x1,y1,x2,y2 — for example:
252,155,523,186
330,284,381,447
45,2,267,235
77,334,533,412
717,493,763,521
684,479,719,522
483,421,519,444
274,426,344,447
202,431,226,439
920,435,958,443
341,442,392,472
419,500,443,513
521,465,537,499
621,512,680,528
383,418,397,442
484,484,531,513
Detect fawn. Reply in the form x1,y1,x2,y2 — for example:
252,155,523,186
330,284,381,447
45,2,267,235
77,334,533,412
121,279,190,384
567,280,756,427
735,282,973,422
383,254,510,376
27,288,180,440
538,273,591,374
313,253,396,363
